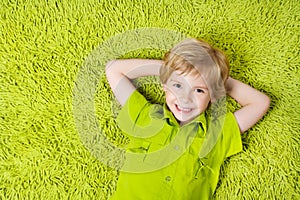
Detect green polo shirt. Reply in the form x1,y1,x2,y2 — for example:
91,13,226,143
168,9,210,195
111,90,242,200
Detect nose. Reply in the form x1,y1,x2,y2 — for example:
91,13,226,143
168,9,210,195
181,96,191,104
178,89,192,104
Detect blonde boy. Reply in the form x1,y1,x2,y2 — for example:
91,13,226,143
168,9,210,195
106,38,270,199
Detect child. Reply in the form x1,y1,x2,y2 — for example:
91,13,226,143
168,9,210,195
106,38,270,200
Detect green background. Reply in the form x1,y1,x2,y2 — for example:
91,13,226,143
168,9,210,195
1,0,299,199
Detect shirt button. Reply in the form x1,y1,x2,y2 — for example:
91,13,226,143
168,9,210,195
165,176,171,182
174,145,180,151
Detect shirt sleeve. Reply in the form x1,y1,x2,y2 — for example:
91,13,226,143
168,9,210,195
116,90,152,137
223,112,243,158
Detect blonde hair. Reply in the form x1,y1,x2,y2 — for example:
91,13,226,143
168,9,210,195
159,38,229,101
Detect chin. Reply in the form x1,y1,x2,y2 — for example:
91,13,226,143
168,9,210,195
175,113,199,124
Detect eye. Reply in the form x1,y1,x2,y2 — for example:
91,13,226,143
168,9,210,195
173,83,182,89
195,88,204,93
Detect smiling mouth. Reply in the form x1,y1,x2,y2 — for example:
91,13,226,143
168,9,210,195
175,104,193,113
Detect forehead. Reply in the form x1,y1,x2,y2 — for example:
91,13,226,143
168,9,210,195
167,70,208,87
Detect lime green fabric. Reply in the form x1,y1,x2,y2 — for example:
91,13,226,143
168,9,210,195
111,90,242,200
1,0,299,199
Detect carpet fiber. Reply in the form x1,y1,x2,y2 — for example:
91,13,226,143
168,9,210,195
1,0,299,199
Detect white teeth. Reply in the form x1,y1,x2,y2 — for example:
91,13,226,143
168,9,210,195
177,105,192,112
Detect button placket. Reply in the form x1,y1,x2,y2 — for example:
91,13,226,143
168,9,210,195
194,158,205,179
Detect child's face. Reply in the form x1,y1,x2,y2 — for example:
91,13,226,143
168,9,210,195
163,70,211,126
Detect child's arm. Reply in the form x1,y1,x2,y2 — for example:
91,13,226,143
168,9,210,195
105,59,163,106
226,77,270,133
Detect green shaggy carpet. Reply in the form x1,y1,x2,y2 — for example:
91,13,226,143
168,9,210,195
1,0,299,199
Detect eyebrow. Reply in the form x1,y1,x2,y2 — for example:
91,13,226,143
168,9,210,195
194,85,208,90
169,79,182,83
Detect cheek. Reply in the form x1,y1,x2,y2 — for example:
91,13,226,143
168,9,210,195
165,89,176,100
196,95,211,108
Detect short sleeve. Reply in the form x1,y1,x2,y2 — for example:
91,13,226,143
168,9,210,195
222,112,243,158
116,90,151,136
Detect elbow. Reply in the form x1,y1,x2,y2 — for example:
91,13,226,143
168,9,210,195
105,60,119,79
261,94,271,115
105,60,115,72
